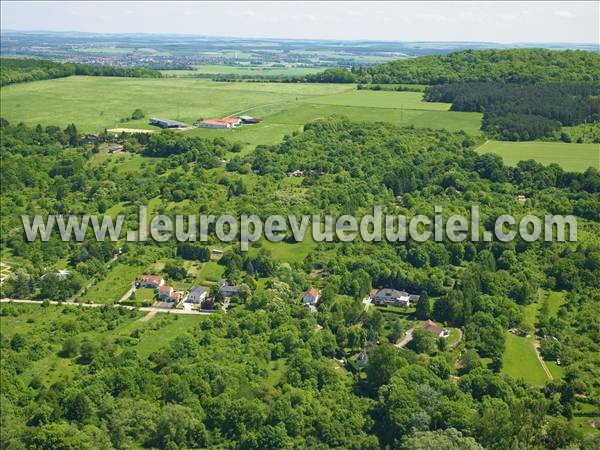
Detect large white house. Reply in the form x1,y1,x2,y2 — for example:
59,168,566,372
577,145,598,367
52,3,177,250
370,288,420,307
187,286,207,304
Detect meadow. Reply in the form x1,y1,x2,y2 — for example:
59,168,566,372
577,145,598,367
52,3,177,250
0,302,204,384
476,140,600,172
502,332,549,386
0,76,483,147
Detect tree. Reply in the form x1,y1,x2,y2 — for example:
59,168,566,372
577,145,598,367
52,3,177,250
164,263,187,280
465,312,505,359
365,344,405,389
153,404,207,448
131,108,145,120
400,428,484,450
79,340,99,364
210,284,224,303
64,123,79,146
60,337,80,357
410,329,437,355
10,333,26,352
415,293,432,320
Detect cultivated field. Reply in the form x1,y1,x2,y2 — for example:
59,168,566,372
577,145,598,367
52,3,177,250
161,64,323,77
476,140,600,172
0,76,483,146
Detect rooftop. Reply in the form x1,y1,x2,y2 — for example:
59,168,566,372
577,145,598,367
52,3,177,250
189,286,206,295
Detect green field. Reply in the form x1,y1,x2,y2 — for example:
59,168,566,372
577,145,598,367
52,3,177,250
502,332,548,386
161,64,323,77
476,140,600,172
298,90,450,110
80,263,141,304
0,76,483,146
0,77,351,132
0,303,204,384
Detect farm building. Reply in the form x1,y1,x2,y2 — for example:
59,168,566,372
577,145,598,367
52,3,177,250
240,116,262,124
149,118,188,129
199,117,242,129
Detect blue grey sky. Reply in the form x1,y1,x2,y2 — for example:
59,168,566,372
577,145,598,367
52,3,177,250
1,1,598,43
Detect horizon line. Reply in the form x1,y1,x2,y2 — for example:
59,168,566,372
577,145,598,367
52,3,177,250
1,28,597,47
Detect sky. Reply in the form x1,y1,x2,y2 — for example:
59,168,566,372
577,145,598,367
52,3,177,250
1,1,599,44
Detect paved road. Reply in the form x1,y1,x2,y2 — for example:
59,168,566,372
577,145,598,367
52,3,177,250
0,298,214,316
395,328,415,348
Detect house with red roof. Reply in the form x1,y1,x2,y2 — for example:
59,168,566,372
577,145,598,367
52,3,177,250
422,319,450,338
157,285,174,300
303,287,320,306
199,117,242,129
139,275,164,288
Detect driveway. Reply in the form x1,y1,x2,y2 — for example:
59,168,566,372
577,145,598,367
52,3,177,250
395,328,415,348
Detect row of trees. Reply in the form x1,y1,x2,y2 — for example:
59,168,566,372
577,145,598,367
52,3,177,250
0,58,162,86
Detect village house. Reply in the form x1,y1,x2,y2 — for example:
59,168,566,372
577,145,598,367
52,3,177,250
138,275,164,288
356,348,370,367
303,287,320,306
423,319,450,338
170,291,183,302
187,286,207,304
108,144,123,153
370,288,420,307
219,279,240,297
157,285,174,300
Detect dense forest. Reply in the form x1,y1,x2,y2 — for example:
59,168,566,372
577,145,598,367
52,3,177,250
424,82,600,141
0,58,162,86
305,49,600,84
1,116,599,448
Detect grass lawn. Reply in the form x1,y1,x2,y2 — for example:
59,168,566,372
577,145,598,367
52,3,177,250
546,361,565,379
502,332,549,386
249,238,317,265
197,261,225,284
267,103,482,134
80,263,141,304
476,140,600,172
544,290,566,317
299,90,450,110
127,315,203,357
134,287,156,302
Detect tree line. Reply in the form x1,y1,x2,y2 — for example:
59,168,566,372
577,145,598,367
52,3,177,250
424,82,600,141
302,48,600,84
0,58,162,86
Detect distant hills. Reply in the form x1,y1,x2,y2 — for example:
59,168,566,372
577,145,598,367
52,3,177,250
306,48,600,84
